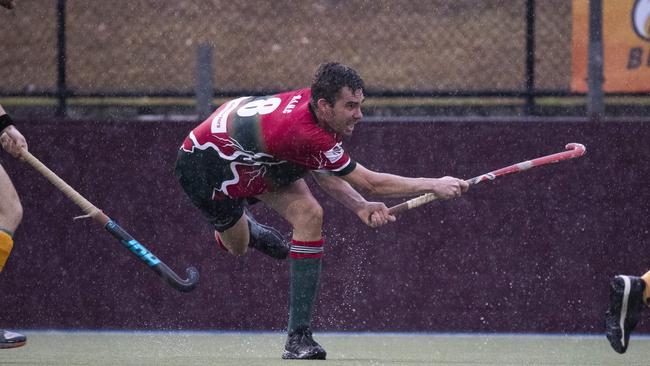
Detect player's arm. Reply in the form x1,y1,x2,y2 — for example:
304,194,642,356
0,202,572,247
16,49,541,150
0,105,28,157
339,162,468,199
311,171,395,228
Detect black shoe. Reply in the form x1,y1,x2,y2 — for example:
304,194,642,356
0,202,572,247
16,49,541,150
282,326,326,360
0,330,26,349
605,275,646,354
246,211,289,260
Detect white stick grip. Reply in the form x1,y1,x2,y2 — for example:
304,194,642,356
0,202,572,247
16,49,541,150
406,192,439,209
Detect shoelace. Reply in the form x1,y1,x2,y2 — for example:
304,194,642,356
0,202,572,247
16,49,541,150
289,328,318,347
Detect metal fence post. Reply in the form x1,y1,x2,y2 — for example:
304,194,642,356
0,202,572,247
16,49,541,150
525,0,535,116
587,0,604,121
56,0,67,118
195,44,214,121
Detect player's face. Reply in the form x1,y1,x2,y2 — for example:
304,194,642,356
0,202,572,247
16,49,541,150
323,87,364,137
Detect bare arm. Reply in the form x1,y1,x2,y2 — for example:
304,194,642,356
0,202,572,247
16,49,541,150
311,171,395,227
339,163,468,199
0,106,28,157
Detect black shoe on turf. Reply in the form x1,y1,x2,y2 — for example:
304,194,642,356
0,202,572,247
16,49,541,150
605,275,646,354
0,329,26,349
282,326,327,360
246,211,289,260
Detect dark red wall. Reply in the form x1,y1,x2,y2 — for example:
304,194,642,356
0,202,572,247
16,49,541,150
1,118,648,333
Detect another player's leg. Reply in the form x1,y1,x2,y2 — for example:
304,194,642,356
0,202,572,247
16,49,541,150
0,330,26,349
258,179,327,360
0,165,26,349
605,274,647,353
641,271,650,307
0,164,22,272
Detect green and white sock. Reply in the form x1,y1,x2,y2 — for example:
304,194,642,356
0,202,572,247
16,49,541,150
287,238,324,333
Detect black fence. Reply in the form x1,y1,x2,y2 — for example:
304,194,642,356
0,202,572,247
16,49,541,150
0,0,642,117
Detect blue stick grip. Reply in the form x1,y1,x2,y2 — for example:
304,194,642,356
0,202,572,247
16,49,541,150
104,220,199,292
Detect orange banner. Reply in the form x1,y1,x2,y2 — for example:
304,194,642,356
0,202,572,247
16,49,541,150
572,0,650,92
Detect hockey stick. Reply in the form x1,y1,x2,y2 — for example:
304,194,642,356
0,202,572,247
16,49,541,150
388,143,586,215
19,149,199,292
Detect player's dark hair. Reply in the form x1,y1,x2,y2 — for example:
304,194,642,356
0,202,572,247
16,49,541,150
310,62,364,107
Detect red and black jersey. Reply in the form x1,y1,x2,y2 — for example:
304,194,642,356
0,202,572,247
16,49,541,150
180,88,356,198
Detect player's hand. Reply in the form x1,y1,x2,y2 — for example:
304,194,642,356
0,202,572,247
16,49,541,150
0,0,15,10
357,201,396,228
431,176,469,199
0,125,28,158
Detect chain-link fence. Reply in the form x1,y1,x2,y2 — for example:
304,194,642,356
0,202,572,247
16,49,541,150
0,0,571,96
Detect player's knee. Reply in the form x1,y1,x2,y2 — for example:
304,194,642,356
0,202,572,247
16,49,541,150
294,203,323,230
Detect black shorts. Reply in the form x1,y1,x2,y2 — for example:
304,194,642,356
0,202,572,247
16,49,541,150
175,149,248,232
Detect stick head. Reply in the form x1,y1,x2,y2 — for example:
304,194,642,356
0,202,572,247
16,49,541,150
176,266,199,292
565,143,586,157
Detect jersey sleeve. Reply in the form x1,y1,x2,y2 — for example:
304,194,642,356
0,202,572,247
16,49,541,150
273,135,357,176
310,141,357,176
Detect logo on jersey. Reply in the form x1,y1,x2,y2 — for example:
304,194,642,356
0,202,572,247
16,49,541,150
211,96,248,134
324,143,344,163
212,117,227,133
